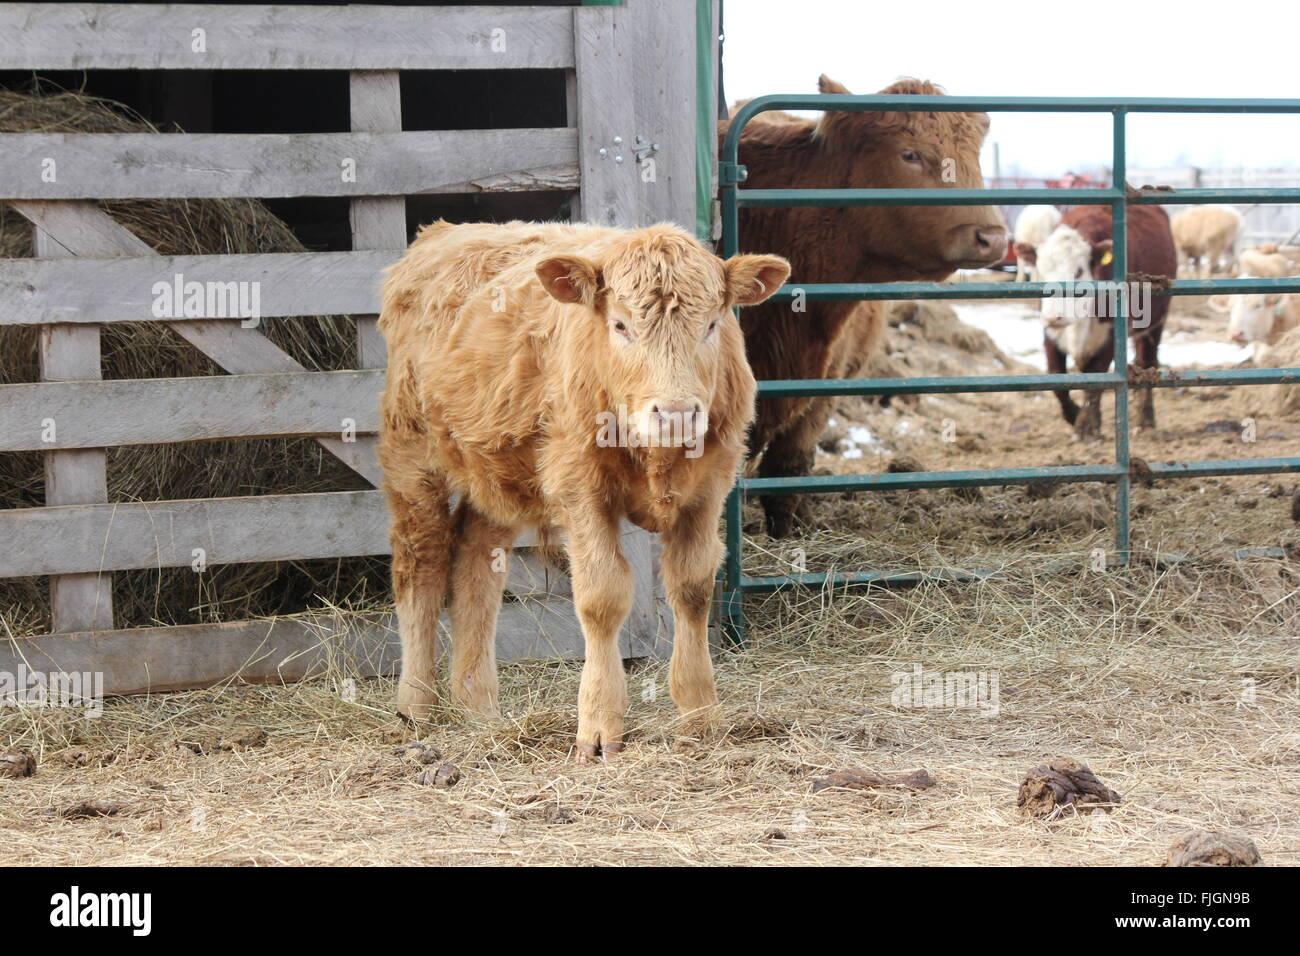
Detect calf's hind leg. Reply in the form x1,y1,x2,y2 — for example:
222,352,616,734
387,474,453,722
448,501,517,717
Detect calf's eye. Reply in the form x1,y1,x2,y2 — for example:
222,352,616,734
901,150,922,164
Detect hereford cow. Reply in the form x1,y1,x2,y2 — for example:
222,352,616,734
378,220,789,758
1171,205,1243,278
1012,205,1063,282
1228,293,1300,359
721,76,1008,537
1024,206,1177,438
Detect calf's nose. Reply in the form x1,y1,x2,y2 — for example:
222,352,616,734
646,398,708,446
652,400,701,419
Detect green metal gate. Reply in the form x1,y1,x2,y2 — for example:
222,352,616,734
719,94,1300,644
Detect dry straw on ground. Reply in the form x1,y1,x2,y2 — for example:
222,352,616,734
0,87,383,633
2,545,1296,865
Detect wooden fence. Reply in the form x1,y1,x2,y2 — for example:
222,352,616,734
0,2,718,693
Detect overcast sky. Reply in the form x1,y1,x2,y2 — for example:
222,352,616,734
722,0,1300,178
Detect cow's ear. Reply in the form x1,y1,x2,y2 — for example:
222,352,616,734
1014,241,1038,267
536,255,600,305
724,254,791,307
818,74,852,96
811,75,852,143
1093,239,1115,271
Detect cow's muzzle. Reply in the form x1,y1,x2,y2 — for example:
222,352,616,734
639,398,708,449
949,224,1008,267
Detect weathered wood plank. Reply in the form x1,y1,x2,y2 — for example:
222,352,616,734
624,0,699,229
0,490,544,577
0,4,576,71
573,6,639,226
0,599,595,696
1,490,390,576
0,129,579,200
10,201,382,486
349,70,406,372
0,251,397,326
34,228,114,633
0,370,384,451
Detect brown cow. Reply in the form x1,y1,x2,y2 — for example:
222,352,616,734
721,77,1008,537
1024,205,1177,438
378,220,789,758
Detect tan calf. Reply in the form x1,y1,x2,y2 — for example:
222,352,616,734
378,220,788,758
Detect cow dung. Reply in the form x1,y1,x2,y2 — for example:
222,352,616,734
0,747,36,778
812,767,936,794
392,741,443,765
1017,760,1120,818
416,762,461,788
1166,831,1261,867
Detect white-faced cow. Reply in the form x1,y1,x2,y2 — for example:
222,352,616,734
1012,205,1062,282
1024,205,1177,439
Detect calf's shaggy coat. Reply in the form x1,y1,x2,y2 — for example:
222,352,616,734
378,220,788,757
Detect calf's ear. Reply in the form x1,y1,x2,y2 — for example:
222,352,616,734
536,255,600,304
724,254,791,307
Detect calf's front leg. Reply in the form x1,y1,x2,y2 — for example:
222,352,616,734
659,498,726,736
566,512,633,760
1044,335,1079,426
1074,339,1116,442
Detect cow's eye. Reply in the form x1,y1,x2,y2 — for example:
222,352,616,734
612,320,631,339
901,150,922,164
705,320,717,338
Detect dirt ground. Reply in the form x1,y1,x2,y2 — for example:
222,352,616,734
2,290,1297,866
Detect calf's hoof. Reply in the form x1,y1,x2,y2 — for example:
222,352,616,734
573,740,625,763
676,702,723,740
451,678,500,720
762,498,814,539
396,680,438,724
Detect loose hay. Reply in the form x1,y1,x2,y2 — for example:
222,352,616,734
1017,760,1121,819
1166,831,1262,867
2,550,1296,865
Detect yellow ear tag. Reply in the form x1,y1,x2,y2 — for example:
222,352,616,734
1100,249,1114,266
